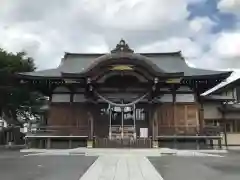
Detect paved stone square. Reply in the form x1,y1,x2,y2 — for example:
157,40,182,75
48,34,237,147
149,152,240,180
1,149,240,180
0,150,96,180
80,155,163,180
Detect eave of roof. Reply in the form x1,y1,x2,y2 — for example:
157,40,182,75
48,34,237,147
64,51,182,58
16,69,62,79
219,104,240,113
202,95,235,102
183,71,232,79
201,71,238,96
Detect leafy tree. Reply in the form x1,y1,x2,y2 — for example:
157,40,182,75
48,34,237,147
0,49,45,126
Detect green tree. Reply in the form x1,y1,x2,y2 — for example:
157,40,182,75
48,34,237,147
0,49,44,126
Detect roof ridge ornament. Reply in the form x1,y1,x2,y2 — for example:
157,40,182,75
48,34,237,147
111,39,134,53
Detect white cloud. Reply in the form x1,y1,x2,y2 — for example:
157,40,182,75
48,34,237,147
189,17,216,34
189,30,240,70
0,0,202,69
0,0,239,72
211,31,240,58
63,0,192,31
218,0,240,17
137,37,203,58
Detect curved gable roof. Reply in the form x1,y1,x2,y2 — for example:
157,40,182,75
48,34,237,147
18,40,231,79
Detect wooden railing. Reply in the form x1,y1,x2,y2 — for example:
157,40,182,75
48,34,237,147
29,126,89,136
94,137,152,148
28,125,223,137
200,126,223,136
158,126,223,136
110,125,136,139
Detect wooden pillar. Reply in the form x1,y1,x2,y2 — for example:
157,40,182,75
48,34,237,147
88,112,94,140
198,94,204,133
121,107,124,139
109,105,112,139
200,102,204,133
6,131,9,144
222,106,228,149
69,139,72,149
70,87,74,103
49,94,52,102
47,138,51,149
151,105,155,140
133,104,136,139
172,85,176,134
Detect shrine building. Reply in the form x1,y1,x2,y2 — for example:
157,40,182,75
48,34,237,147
17,40,232,149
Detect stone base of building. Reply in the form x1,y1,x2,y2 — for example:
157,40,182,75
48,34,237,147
25,135,224,149
25,136,88,149
157,135,223,150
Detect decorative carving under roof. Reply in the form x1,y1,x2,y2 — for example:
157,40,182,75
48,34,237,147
111,39,134,53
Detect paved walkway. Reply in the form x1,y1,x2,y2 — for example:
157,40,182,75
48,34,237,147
80,155,163,180
21,148,227,157
19,148,226,180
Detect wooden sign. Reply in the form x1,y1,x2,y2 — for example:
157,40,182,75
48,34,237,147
166,78,181,84
111,65,133,71
64,79,79,84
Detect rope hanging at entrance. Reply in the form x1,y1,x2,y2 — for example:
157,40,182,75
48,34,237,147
94,91,149,107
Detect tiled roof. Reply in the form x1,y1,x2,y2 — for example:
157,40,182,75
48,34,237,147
18,52,231,79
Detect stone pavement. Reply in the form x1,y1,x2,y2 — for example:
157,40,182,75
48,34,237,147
1,147,234,180
79,155,164,180
0,151,97,180
149,155,240,180
21,147,227,157
18,148,229,180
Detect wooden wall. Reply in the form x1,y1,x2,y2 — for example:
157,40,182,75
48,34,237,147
47,102,200,138
153,103,199,136
203,102,222,119
47,104,90,136
47,103,110,137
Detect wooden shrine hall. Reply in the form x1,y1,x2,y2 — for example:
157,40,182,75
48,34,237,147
17,39,231,149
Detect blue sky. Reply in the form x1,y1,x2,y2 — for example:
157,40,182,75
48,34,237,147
189,0,237,33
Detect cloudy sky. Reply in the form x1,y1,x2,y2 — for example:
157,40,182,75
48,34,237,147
0,0,240,71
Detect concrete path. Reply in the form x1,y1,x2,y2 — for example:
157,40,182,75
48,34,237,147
79,155,164,180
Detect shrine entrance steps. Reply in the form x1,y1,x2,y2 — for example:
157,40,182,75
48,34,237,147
93,137,152,148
